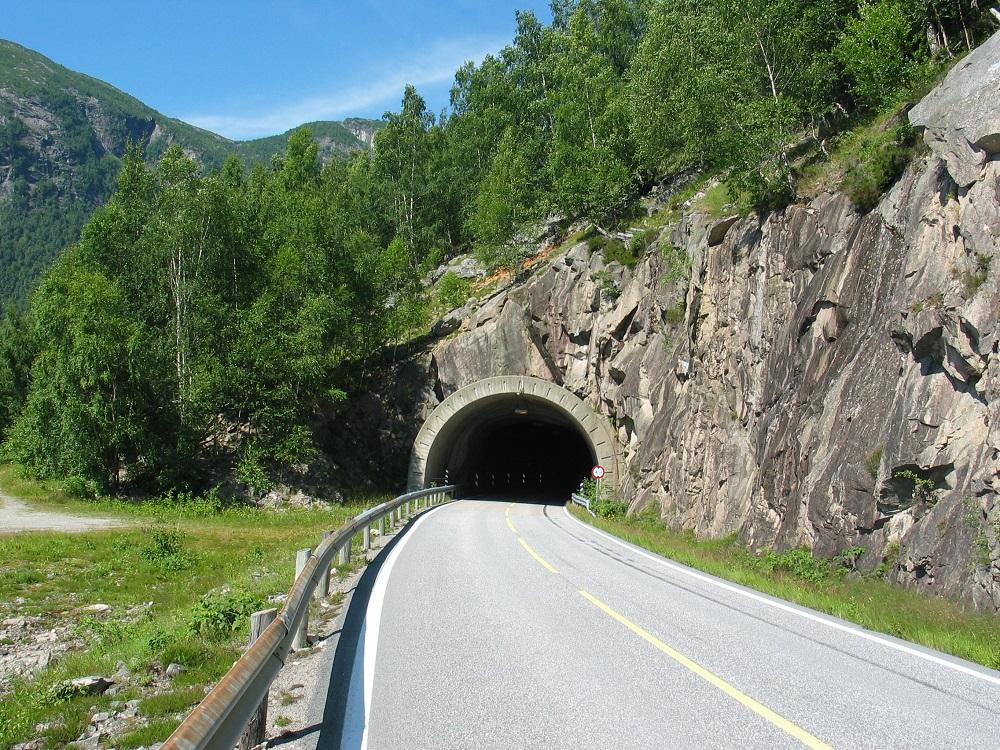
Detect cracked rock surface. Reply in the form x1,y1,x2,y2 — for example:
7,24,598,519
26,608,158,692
329,33,1000,610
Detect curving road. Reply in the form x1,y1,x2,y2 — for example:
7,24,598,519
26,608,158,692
313,497,1000,750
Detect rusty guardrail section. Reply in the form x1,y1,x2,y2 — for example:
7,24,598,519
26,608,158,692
162,485,458,750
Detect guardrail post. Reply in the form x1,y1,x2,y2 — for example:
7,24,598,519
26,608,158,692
338,538,350,566
381,512,388,537
237,608,278,750
293,549,311,650
317,530,332,598
363,523,371,552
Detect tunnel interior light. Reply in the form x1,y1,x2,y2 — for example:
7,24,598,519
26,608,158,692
514,407,529,416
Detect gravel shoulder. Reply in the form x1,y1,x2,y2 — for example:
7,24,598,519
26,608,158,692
0,493,126,533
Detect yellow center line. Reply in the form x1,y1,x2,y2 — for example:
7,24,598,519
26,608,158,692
578,590,832,750
518,537,559,574
505,504,517,533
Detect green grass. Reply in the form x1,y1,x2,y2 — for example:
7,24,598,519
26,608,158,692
0,465,387,748
139,686,205,719
693,181,733,219
118,717,182,749
796,109,921,211
568,504,1000,670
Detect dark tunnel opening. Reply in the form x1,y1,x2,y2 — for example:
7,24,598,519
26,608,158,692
465,419,593,496
423,394,596,500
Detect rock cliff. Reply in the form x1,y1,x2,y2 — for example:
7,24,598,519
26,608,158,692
333,34,1000,610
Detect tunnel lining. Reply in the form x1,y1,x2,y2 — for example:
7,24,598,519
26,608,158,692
408,376,620,495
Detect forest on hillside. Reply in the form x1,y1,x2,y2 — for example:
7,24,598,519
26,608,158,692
0,0,994,497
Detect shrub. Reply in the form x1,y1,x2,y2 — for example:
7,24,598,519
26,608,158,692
835,545,866,571
760,547,835,582
435,271,472,310
628,227,660,257
140,527,194,572
187,588,264,642
842,125,917,212
591,270,621,299
579,477,629,519
592,496,630,520
587,233,639,269
235,446,272,498
661,245,690,285
63,475,100,499
665,302,685,327
953,254,990,298
603,239,636,269
893,469,937,505
864,447,883,479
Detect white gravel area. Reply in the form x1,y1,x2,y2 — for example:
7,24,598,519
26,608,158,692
0,493,126,533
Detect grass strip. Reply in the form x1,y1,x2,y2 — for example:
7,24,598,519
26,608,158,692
0,465,387,749
568,504,1000,670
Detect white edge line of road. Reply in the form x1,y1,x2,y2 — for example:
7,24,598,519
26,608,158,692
341,505,447,750
562,504,1000,688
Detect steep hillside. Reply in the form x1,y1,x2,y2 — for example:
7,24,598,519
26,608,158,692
341,34,1000,611
0,40,376,304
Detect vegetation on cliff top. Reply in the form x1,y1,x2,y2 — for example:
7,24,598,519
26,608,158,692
0,1,995,496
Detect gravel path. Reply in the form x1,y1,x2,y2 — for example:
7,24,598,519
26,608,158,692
0,493,126,533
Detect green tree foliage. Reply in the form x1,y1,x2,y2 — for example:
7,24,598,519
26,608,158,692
0,306,35,439
630,0,847,204
5,136,417,492
469,128,538,269
547,7,636,221
835,0,928,109
3,1,992,494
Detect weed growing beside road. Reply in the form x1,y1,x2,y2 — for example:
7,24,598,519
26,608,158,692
568,504,1000,670
0,465,384,748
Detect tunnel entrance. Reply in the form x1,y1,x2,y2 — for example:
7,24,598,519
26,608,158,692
455,411,593,494
409,376,620,499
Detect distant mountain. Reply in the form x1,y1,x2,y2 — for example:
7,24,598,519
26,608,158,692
0,39,379,305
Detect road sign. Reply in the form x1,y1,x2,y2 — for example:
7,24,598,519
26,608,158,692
591,465,605,480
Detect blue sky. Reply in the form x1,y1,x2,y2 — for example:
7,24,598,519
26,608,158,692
3,0,552,140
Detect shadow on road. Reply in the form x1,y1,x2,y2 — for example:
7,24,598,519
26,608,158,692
310,510,427,750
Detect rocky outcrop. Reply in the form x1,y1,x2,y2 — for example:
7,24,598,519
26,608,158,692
909,29,1000,187
347,36,1000,610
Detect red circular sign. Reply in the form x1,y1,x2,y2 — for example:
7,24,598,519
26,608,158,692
591,465,606,479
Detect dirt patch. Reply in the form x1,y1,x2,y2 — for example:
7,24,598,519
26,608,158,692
0,494,126,534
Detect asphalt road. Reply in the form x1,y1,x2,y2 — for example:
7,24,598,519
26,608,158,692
316,497,1000,750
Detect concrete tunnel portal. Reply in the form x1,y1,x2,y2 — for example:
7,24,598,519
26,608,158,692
408,376,621,498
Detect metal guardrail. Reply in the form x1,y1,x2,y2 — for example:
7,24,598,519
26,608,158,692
162,485,458,750
571,492,595,516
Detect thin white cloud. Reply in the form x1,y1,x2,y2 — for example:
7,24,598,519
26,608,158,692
183,36,504,140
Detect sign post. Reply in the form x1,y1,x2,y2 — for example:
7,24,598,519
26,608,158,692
591,465,605,506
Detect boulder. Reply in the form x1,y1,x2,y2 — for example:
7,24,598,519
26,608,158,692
909,30,1000,186
68,675,114,695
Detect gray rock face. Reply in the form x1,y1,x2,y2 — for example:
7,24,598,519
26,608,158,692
345,42,1000,610
909,30,1000,186
410,146,999,609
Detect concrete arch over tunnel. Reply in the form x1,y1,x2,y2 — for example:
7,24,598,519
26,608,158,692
408,376,621,497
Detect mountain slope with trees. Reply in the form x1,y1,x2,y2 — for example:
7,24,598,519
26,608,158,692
0,39,377,304
0,0,995,498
